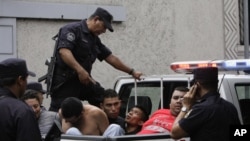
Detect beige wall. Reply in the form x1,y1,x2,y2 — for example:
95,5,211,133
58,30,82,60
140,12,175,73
15,0,225,108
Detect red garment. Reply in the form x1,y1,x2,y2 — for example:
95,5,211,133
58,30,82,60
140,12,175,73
137,109,175,134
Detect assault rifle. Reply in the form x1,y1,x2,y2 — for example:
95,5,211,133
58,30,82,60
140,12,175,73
38,34,58,97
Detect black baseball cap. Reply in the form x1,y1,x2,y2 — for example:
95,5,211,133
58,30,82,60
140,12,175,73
0,58,35,78
27,82,46,94
93,7,114,32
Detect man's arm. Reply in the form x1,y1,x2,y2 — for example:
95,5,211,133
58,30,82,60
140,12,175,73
17,107,42,141
58,109,72,133
171,85,197,139
94,109,109,135
59,48,95,84
170,111,189,139
105,54,142,80
61,118,72,134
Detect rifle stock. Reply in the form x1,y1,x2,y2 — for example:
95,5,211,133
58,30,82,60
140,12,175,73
38,74,47,82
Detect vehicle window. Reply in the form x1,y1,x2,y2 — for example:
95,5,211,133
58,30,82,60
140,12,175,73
118,81,188,118
235,83,250,125
235,84,250,99
129,86,160,116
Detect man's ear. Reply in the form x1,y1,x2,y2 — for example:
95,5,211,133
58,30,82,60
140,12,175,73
100,103,104,109
93,16,101,22
196,82,201,88
16,76,26,86
58,109,63,119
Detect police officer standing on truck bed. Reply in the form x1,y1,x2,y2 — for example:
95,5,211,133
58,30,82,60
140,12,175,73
49,7,142,112
170,67,240,141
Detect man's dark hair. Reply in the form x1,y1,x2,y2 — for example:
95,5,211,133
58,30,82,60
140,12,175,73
196,79,218,91
132,105,149,122
174,86,189,93
21,89,40,102
102,89,119,101
61,97,83,118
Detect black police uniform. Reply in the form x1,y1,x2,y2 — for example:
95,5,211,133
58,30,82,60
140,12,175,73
50,19,112,111
0,87,42,141
179,91,240,141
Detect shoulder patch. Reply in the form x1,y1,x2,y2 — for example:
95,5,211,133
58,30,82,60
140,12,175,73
66,32,75,41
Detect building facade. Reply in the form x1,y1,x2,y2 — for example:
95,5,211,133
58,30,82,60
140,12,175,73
0,0,245,89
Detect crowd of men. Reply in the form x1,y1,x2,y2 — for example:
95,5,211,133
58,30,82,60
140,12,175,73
0,7,241,141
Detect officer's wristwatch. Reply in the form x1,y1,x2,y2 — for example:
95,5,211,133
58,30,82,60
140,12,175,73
181,106,188,112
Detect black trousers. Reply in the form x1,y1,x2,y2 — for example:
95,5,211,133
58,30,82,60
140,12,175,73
49,77,104,112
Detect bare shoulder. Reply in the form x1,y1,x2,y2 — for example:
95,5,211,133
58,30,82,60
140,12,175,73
84,104,106,116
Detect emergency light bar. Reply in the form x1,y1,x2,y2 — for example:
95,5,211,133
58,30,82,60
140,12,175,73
222,59,250,70
170,59,250,73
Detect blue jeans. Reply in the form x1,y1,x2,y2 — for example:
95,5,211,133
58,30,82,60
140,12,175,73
65,124,125,136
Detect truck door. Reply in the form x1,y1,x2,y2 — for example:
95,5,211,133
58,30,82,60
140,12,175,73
235,83,250,125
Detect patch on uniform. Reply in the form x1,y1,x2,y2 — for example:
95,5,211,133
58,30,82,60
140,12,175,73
66,32,75,41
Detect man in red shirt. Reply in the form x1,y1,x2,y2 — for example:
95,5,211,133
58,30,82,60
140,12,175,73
137,86,189,134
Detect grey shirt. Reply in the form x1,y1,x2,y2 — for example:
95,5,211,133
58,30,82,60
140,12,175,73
38,109,60,135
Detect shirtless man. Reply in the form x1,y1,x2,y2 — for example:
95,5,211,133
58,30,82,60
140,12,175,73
59,97,109,135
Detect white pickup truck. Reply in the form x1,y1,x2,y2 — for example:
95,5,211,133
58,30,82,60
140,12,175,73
50,59,250,141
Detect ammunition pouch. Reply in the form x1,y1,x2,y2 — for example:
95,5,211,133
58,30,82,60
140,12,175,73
51,66,76,93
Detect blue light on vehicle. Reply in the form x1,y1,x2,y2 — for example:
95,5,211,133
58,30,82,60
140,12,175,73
222,59,250,70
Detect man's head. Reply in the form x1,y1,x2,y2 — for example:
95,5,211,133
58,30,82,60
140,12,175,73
125,105,149,127
0,58,35,98
27,82,46,105
21,89,41,118
192,67,218,95
100,89,121,119
169,86,189,116
60,97,83,123
87,7,113,36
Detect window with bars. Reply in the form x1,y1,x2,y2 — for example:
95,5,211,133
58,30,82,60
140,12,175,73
239,0,250,45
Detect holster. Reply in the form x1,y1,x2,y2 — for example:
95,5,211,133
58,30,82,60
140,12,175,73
51,66,76,93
